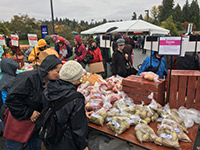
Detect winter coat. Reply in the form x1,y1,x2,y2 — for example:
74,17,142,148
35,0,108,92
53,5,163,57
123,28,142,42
0,58,18,92
176,52,200,70
138,52,168,79
124,39,133,65
6,55,62,121
87,46,103,63
28,47,42,64
112,50,128,77
43,80,88,150
0,45,4,80
55,43,72,61
74,35,86,62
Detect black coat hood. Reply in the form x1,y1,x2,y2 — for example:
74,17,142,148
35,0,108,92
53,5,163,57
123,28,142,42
43,79,77,102
0,58,18,91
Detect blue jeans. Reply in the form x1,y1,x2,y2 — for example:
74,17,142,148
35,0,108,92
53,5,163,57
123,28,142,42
1,121,42,150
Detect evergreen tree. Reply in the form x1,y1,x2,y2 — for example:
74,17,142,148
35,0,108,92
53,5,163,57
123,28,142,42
188,0,200,30
138,14,143,20
182,0,190,22
132,12,137,20
159,0,174,21
173,4,182,23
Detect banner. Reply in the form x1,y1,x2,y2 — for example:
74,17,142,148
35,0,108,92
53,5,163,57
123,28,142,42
0,34,5,45
28,34,38,47
158,36,182,56
41,25,48,39
11,34,19,46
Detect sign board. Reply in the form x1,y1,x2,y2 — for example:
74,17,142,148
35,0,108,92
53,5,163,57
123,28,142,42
100,35,111,48
41,25,48,39
28,34,38,47
158,36,182,56
11,34,19,46
187,23,193,35
0,34,5,45
144,36,159,51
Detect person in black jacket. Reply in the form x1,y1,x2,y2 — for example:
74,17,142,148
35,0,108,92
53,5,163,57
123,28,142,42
5,55,62,150
0,58,18,137
112,38,137,77
43,60,88,150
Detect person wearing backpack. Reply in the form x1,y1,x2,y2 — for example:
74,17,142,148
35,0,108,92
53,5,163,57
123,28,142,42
4,55,62,150
0,58,18,137
42,60,88,150
137,51,168,79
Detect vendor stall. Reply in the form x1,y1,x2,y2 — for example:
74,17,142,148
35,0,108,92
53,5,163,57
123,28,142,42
78,72,200,150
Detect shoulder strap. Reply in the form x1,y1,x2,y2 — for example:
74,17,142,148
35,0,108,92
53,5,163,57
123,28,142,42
154,58,162,72
54,92,84,111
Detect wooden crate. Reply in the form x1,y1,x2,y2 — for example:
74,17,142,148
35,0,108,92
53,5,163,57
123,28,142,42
166,70,200,110
122,75,165,105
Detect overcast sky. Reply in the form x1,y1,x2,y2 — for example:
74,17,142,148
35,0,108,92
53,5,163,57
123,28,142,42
0,0,199,22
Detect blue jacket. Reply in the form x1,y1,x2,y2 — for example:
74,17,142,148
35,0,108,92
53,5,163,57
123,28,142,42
138,53,168,79
0,45,4,80
55,43,72,58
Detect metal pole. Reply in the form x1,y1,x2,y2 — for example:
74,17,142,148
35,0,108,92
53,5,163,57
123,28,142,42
50,0,55,34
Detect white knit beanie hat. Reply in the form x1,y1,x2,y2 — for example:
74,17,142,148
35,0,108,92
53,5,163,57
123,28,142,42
59,60,83,82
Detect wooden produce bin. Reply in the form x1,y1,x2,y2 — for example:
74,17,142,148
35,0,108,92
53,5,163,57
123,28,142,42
122,75,165,105
166,70,200,110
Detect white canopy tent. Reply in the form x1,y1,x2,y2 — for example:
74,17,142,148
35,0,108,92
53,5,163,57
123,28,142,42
81,20,170,35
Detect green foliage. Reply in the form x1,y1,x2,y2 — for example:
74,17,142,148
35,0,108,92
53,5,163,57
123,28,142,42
160,16,180,35
5,14,40,40
0,22,10,35
182,0,190,22
159,0,174,21
173,4,182,23
188,0,200,30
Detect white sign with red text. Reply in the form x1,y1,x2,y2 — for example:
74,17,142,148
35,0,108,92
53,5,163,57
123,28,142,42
0,34,5,45
11,34,19,46
158,36,182,56
28,34,38,47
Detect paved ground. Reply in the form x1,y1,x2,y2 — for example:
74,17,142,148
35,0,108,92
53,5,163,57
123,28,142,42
0,49,199,150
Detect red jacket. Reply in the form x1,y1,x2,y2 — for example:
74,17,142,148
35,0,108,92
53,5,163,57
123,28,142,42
74,35,86,62
87,46,103,63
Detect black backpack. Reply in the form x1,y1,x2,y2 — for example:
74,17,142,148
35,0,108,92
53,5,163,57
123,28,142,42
35,92,84,146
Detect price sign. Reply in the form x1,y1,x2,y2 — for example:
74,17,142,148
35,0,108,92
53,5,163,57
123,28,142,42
0,34,5,45
11,34,19,46
28,34,38,47
158,36,182,56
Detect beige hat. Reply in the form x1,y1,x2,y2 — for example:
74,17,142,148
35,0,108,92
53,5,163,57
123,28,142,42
59,60,83,82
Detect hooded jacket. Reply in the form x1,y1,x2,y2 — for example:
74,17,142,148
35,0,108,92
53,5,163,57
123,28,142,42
74,35,86,62
6,55,62,121
0,45,4,80
87,46,103,63
43,79,88,150
138,51,168,79
0,58,18,91
28,39,47,64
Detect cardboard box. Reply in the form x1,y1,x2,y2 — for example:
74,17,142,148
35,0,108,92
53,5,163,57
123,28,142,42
89,62,104,73
122,75,165,105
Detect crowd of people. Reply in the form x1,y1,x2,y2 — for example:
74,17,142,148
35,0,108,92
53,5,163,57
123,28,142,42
0,32,200,150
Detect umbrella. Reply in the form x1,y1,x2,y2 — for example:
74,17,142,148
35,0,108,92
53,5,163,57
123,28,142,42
72,31,79,35
50,34,71,47
106,27,118,33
